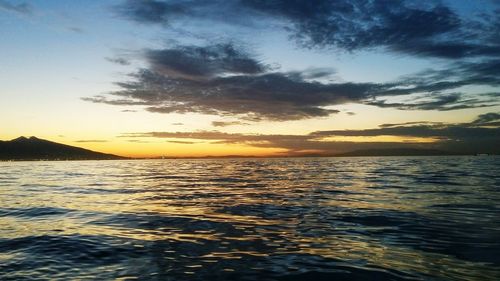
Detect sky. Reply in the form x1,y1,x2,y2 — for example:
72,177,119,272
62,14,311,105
0,0,499,157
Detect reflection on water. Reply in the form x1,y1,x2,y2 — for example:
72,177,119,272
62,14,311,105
0,157,499,280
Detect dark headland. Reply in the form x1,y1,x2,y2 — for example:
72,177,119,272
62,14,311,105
0,137,125,161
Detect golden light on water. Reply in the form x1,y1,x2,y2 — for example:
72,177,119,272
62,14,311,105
2,159,499,280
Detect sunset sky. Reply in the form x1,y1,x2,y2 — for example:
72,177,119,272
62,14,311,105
1,0,499,157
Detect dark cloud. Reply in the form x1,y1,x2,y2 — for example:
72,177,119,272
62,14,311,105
106,57,131,66
471,112,500,126
391,41,500,59
365,93,499,111
254,0,499,59
380,113,500,129
85,49,498,120
144,43,268,80
363,57,500,110
171,122,183,125
86,2,500,120
124,131,310,148
122,112,500,155
398,60,500,87
86,61,365,121
212,120,249,127
286,67,337,81
379,121,445,128
311,125,499,139
115,0,500,60
115,0,260,28
0,0,32,15
244,1,460,55
82,95,153,106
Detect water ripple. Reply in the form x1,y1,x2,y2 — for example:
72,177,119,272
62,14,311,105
0,156,499,280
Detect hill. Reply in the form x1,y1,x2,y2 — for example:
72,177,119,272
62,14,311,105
0,137,125,161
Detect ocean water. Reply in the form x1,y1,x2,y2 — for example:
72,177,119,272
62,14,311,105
0,157,499,281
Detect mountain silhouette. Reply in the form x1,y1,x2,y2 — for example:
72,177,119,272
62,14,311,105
0,137,125,160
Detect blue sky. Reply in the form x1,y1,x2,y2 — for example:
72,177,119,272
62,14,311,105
1,0,499,156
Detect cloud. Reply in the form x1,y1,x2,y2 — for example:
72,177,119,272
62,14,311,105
0,0,32,15
144,43,268,80
122,112,500,155
86,48,370,121
310,124,499,139
75,140,108,143
68,27,84,33
94,67,367,121
82,95,153,106
379,121,445,128
123,130,308,147
84,45,498,121
166,140,198,144
244,1,461,55
362,58,500,110
365,93,499,111
212,120,249,127
115,0,500,60
471,112,500,126
115,0,258,27
86,2,500,121
106,57,131,66
126,139,150,143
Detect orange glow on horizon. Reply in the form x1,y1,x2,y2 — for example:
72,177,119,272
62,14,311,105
69,140,288,158
65,134,442,158
1,130,444,158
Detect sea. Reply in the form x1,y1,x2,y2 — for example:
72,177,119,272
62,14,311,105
0,156,499,280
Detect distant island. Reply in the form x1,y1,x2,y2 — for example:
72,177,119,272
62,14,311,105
143,148,465,159
334,148,458,157
0,136,484,161
0,137,125,161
